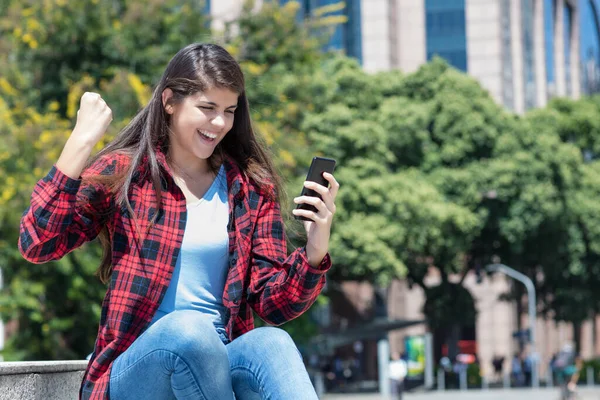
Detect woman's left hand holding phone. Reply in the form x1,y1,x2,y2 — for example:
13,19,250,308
292,172,339,268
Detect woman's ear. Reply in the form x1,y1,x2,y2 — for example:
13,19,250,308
162,88,174,114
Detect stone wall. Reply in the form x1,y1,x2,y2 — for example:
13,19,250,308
0,361,87,400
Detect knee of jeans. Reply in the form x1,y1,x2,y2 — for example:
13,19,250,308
157,311,226,359
251,327,298,356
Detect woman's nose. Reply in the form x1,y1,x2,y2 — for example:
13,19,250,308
212,114,225,128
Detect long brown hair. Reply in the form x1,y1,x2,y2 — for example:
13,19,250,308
84,43,283,284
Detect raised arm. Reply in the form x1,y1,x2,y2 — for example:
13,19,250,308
19,92,114,263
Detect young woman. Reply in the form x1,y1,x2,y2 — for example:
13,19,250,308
19,43,338,400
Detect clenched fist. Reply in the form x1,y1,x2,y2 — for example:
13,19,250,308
55,92,113,179
71,92,113,147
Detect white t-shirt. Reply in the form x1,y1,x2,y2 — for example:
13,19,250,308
389,359,408,381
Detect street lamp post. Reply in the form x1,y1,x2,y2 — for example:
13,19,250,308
486,263,538,388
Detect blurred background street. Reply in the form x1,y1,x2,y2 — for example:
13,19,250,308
322,387,600,399
4,0,600,398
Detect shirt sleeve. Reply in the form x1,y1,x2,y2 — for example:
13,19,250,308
18,158,116,263
246,194,332,325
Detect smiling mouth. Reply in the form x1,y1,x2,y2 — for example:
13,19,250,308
198,129,218,141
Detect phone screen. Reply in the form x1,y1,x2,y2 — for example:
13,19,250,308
295,157,336,221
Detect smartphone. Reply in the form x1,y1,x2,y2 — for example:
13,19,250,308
294,156,336,221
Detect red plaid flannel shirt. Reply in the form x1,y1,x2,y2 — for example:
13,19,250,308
18,150,331,399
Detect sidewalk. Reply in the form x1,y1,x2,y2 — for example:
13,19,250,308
322,387,600,399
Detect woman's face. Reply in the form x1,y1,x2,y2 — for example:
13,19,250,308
165,87,238,164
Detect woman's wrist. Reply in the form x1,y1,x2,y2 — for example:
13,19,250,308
56,137,96,179
306,248,326,268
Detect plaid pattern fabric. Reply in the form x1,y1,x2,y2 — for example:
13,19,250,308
19,150,331,400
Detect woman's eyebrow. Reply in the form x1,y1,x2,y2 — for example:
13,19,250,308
200,100,237,109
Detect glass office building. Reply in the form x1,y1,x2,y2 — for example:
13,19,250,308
425,0,468,71
210,0,591,111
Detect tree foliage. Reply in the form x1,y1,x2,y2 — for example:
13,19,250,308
3,0,600,360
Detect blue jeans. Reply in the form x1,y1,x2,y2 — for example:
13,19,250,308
109,310,318,400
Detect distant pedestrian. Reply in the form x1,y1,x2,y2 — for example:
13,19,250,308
333,356,345,388
555,343,582,400
550,353,558,385
492,354,505,382
389,352,407,400
511,353,524,387
523,353,533,386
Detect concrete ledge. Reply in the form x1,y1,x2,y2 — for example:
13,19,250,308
0,360,88,400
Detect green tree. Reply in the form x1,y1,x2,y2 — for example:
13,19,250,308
299,56,600,358
300,58,488,356
0,0,211,115
520,97,600,350
0,65,158,360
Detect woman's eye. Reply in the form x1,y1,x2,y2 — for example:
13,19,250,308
226,110,235,114
199,106,214,111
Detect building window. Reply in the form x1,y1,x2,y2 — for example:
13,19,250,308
564,3,572,96
280,0,316,15
425,0,468,72
283,0,363,64
544,0,555,98
345,0,363,63
581,0,600,94
501,0,514,110
522,0,536,110
321,0,345,52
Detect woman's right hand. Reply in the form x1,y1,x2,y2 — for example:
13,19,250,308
71,92,113,147
56,92,113,179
